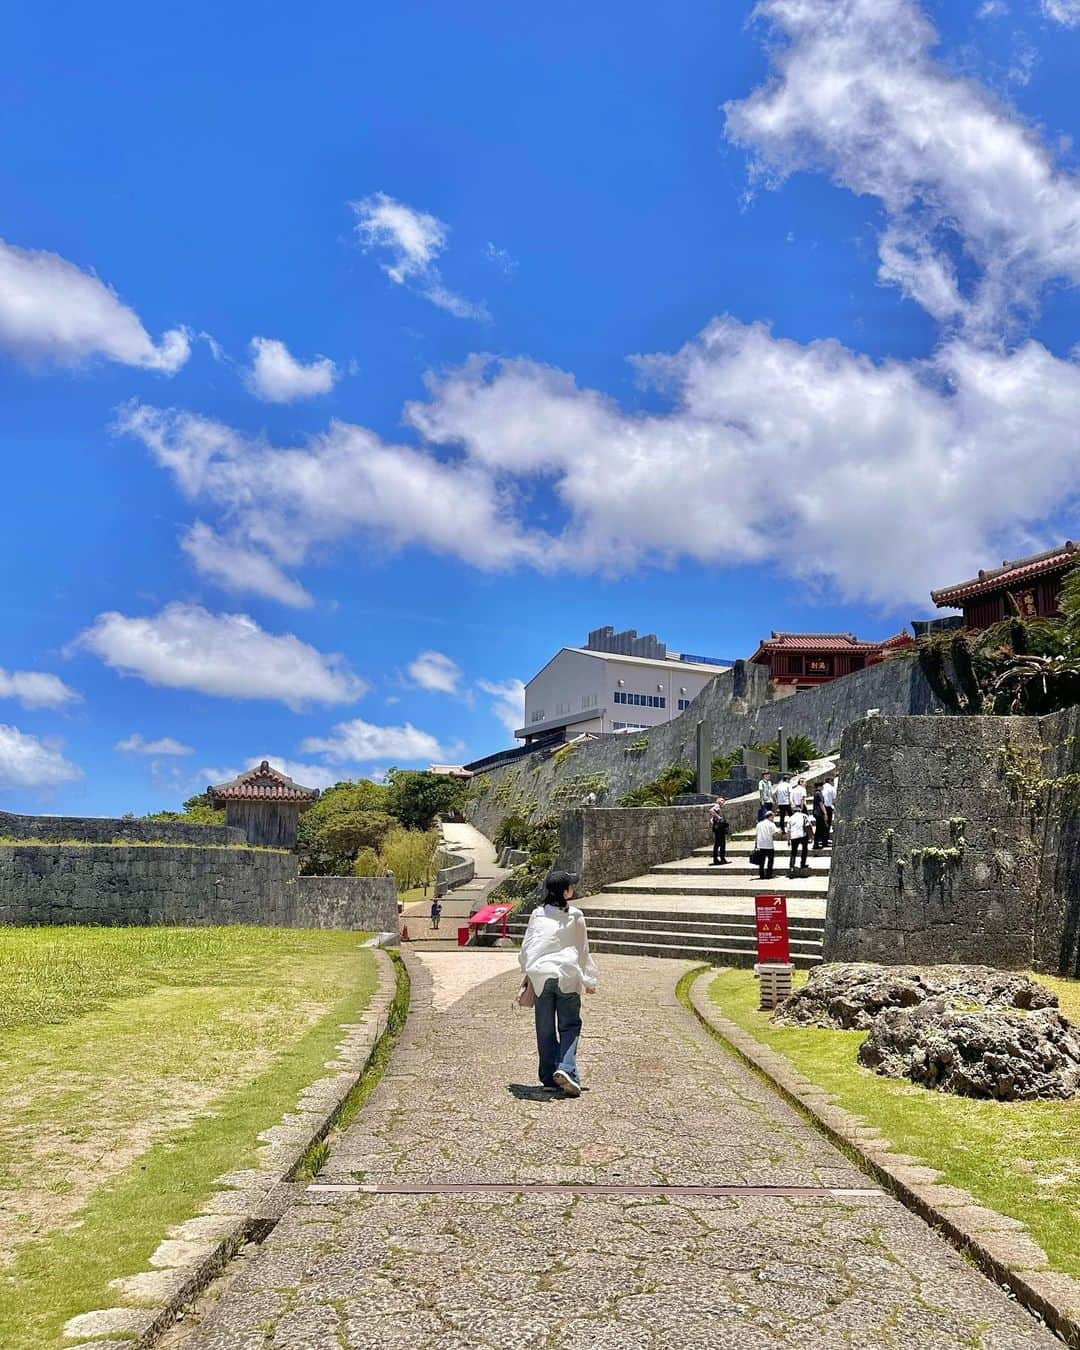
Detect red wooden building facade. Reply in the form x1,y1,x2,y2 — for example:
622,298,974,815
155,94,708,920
748,631,913,691
930,541,1079,630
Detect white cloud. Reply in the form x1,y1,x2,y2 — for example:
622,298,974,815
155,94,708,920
478,677,526,737
73,602,367,710
301,717,447,764
120,322,1080,607
977,0,1008,16
0,238,189,372
485,242,518,276
118,401,551,589
181,522,313,608
116,733,194,756
0,668,80,710
408,650,462,694
1043,0,1080,24
724,0,1080,334
0,725,82,790
352,192,488,320
246,337,337,403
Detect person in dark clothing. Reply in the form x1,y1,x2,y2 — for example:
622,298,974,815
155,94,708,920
709,797,729,865
812,786,830,851
430,898,442,930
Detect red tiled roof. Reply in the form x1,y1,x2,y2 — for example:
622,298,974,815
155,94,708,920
208,760,320,804
931,542,1078,607
752,631,911,654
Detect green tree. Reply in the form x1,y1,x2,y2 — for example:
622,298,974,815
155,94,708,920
143,792,225,826
353,847,382,877
380,827,439,893
493,813,532,851
321,810,396,860
296,778,392,875
385,769,467,830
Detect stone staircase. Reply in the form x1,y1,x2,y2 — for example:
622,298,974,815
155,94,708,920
509,827,829,967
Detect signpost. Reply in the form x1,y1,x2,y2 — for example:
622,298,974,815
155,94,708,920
755,893,793,1009
755,894,790,963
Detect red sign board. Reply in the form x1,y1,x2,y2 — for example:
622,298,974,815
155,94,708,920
755,894,790,964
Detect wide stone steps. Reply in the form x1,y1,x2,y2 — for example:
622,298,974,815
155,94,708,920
506,907,825,968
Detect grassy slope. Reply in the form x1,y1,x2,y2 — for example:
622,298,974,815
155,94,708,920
0,926,378,1349
707,969,1080,1279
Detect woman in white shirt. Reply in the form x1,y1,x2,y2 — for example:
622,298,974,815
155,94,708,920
519,869,598,1097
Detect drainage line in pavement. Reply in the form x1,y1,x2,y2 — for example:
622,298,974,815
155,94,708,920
306,1182,881,1198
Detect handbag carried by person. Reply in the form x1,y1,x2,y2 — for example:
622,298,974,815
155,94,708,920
749,848,762,866
516,977,535,1009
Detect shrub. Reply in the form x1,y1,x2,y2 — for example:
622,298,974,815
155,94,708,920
619,764,697,807
352,847,382,877
494,813,532,852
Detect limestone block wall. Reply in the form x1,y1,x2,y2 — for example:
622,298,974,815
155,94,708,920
467,656,945,840
293,875,399,931
0,844,299,927
824,716,1049,971
0,844,399,933
1032,705,1080,978
0,809,245,846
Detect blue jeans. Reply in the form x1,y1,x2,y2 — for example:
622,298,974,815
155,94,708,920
534,977,581,1085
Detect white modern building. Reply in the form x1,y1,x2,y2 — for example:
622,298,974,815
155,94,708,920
516,627,732,745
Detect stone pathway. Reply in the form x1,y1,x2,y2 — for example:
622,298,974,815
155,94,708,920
403,823,510,949
180,954,1057,1349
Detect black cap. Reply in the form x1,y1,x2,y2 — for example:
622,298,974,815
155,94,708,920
545,869,579,897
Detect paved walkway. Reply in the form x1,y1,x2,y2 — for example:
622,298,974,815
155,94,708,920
403,823,510,948
182,954,1056,1349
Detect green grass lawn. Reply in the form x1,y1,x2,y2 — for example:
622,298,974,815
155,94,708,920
707,968,1080,1279
0,925,378,1349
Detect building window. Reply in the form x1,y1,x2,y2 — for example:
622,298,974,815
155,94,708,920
613,721,648,731
581,693,597,709
530,709,546,723
677,698,690,711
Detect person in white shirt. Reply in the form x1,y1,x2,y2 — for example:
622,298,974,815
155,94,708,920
758,772,774,812
787,807,811,876
790,778,807,811
519,870,598,1097
773,775,791,836
822,777,836,831
754,811,779,880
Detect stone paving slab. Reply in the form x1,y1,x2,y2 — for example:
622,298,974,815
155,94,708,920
174,954,1057,1349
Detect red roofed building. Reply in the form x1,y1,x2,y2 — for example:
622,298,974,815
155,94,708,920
208,759,320,849
930,541,1079,630
748,631,913,692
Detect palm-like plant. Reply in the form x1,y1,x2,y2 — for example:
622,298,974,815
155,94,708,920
913,563,1080,717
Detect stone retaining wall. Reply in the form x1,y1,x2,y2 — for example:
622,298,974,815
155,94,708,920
824,714,1078,976
0,808,244,846
434,851,474,898
0,844,398,932
467,656,944,840
293,875,400,931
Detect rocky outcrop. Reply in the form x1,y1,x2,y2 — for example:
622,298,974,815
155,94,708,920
858,1001,1080,1100
773,962,1057,1030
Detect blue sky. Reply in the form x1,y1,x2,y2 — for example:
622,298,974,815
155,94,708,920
3,0,1080,814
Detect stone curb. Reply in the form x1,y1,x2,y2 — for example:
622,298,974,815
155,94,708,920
63,948,401,1350
687,971,1080,1350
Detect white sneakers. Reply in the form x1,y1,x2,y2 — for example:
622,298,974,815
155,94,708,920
553,1068,581,1097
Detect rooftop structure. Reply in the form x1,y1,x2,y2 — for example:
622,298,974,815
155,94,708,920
518,628,731,744
748,631,912,694
208,760,319,848
931,541,1078,630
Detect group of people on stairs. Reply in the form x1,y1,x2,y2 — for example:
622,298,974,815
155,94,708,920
708,771,836,881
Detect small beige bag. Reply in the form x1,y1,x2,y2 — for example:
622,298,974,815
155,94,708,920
516,976,535,1008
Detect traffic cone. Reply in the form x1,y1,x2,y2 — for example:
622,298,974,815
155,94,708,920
401,922,410,941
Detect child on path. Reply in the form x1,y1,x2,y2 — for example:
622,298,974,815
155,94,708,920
430,899,442,930
519,870,598,1097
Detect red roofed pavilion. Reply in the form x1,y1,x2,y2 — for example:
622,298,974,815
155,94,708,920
208,760,320,848
931,541,1079,630
748,631,913,692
